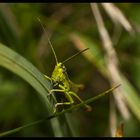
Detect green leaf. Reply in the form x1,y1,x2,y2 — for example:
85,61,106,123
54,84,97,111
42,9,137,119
120,75,140,120
0,43,51,111
71,33,140,121
0,43,64,136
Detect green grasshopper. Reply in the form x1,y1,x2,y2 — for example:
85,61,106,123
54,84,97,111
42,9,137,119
44,42,92,112
38,19,92,112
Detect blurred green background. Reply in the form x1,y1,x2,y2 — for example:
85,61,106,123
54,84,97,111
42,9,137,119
0,3,140,137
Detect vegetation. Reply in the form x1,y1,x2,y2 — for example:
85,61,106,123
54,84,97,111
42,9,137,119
0,3,140,137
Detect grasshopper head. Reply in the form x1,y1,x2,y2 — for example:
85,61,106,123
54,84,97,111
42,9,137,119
51,62,67,85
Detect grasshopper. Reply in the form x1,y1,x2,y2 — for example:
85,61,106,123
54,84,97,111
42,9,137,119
38,19,92,112
44,42,92,112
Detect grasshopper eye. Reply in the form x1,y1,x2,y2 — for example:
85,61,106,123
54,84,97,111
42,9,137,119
62,65,66,73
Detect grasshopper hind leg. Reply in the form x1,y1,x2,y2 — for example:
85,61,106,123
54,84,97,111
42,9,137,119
69,91,92,112
54,91,74,113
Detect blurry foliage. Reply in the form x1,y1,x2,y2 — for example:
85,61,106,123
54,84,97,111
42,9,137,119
0,3,140,137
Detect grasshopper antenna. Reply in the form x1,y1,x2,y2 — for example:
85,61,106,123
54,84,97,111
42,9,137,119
37,17,58,64
62,48,89,64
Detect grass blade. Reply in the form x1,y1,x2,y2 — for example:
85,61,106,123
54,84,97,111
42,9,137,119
0,43,64,136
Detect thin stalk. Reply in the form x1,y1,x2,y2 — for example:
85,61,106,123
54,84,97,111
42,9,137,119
0,84,120,137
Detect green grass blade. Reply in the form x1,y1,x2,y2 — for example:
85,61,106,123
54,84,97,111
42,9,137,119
120,75,140,120
0,43,51,111
0,43,64,136
0,119,44,137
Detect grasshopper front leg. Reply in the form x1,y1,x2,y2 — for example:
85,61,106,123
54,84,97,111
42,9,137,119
44,75,52,81
48,83,67,96
47,89,64,96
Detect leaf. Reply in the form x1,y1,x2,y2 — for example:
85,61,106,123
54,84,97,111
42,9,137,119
0,43,64,136
0,43,51,110
120,75,140,120
70,33,140,121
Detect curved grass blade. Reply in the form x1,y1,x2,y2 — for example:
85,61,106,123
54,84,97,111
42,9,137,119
0,43,64,136
0,43,52,111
